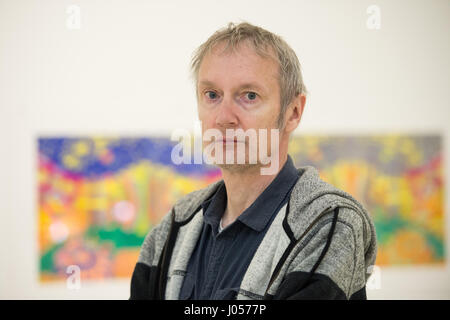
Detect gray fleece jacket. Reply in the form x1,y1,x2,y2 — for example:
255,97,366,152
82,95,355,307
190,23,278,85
130,165,377,300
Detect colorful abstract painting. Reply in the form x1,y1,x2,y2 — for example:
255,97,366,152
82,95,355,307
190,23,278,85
38,137,221,282
289,135,444,266
38,134,444,282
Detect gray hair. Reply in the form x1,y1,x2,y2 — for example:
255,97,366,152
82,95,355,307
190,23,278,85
190,21,307,128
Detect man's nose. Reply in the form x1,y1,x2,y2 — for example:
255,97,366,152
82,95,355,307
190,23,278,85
215,95,238,128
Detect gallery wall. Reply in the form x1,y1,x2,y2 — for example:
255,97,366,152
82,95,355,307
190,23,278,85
0,0,449,299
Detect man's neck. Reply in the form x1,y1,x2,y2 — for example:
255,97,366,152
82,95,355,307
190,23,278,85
220,154,288,228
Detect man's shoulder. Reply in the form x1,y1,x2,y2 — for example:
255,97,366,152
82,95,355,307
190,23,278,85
288,165,376,254
172,179,224,223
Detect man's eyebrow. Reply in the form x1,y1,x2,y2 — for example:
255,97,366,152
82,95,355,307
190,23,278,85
198,80,216,87
198,80,267,93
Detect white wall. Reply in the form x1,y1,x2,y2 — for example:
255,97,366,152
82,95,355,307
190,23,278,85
0,0,449,299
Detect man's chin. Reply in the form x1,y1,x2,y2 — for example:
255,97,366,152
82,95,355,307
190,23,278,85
216,162,261,173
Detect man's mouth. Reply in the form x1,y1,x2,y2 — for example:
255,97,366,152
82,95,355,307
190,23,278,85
221,138,245,144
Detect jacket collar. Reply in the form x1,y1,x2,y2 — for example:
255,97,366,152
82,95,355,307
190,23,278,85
201,155,300,233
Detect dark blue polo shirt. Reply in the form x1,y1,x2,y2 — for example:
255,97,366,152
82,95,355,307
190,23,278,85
179,155,300,300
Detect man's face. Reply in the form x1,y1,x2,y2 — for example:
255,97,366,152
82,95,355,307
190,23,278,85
197,41,283,171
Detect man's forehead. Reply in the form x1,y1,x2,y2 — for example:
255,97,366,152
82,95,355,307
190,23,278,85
197,41,279,92
198,79,269,93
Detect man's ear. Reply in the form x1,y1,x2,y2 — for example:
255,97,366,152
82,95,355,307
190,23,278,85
284,94,306,133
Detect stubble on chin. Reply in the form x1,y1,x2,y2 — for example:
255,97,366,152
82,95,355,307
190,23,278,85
216,160,266,175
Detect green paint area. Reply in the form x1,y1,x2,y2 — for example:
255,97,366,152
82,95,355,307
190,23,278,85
85,224,146,250
373,206,444,260
40,242,64,273
40,225,146,272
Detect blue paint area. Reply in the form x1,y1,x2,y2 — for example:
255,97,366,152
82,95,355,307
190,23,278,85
38,137,219,178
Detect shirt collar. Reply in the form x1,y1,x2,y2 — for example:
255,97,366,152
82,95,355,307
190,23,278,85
237,155,299,232
202,181,227,232
201,155,300,233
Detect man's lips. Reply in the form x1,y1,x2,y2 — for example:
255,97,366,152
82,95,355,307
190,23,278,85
220,138,245,143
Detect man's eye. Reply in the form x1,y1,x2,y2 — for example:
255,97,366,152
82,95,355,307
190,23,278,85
245,92,258,101
205,91,218,100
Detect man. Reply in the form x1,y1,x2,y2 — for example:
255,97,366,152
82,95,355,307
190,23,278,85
130,22,377,300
